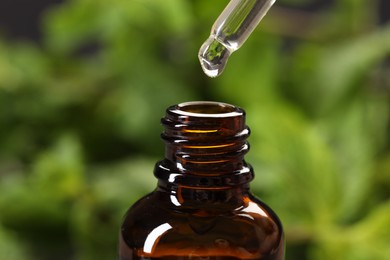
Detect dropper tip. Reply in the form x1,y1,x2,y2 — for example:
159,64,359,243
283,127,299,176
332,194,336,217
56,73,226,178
198,37,231,78
198,57,219,78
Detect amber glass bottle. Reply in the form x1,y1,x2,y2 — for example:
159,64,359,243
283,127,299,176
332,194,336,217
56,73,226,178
119,101,284,260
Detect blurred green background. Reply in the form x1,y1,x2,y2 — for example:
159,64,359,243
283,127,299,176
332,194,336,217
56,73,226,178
0,0,390,259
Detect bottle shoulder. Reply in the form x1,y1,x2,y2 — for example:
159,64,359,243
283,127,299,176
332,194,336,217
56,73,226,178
239,193,284,233
120,191,284,259
122,191,282,229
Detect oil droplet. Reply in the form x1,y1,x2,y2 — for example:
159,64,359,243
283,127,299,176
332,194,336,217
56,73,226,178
198,37,232,78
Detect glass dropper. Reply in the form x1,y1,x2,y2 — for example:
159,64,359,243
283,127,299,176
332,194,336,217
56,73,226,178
198,0,276,78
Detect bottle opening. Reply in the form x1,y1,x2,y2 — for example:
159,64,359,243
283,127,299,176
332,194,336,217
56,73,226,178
171,101,243,118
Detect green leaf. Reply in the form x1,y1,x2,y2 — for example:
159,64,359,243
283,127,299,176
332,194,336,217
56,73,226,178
288,24,390,115
311,201,390,260
0,225,30,260
70,158,156,260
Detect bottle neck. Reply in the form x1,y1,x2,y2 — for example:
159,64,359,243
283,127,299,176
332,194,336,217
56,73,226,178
154,101,254,190
156,180,251,210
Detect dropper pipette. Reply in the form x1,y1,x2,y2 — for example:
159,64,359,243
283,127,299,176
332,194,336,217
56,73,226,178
198,0,276,77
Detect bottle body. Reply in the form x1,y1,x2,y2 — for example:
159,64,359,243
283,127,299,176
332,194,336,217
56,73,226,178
119,102,284,260
120,184,284,259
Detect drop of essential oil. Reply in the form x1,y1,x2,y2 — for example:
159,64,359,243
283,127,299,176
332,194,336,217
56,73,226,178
198,37,232,78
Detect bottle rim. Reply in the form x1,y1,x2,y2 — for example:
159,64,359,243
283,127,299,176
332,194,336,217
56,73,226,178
167,101,244,118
